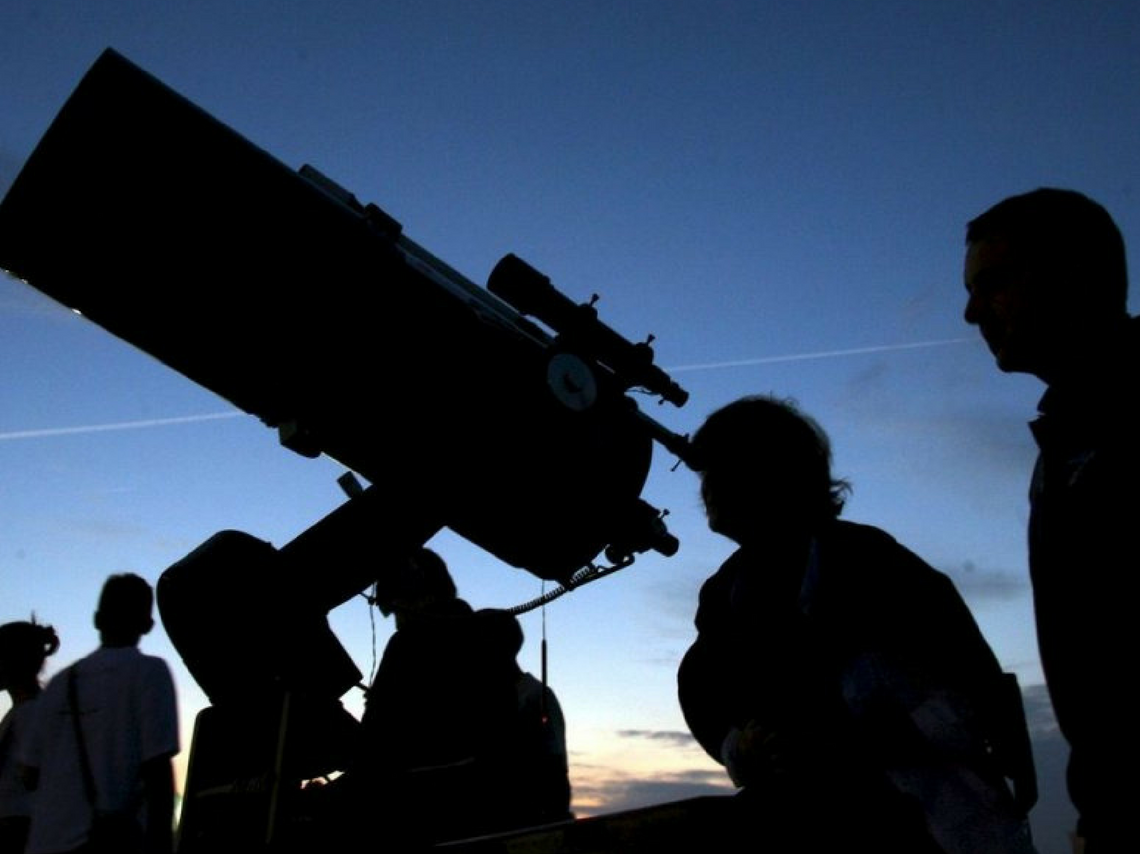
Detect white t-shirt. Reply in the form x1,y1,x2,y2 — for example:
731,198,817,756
20,646,179,854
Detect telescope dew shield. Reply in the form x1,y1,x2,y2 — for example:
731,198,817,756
0,48,661,581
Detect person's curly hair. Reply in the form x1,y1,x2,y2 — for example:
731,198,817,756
0,618,60,682
689,394,850,522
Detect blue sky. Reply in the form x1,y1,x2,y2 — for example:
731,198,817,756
3,2,1138,850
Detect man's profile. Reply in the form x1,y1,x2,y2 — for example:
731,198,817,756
964,187,1138,852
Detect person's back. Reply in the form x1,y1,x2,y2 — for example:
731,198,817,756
363,605,571,838
506,670,572,826
363,595,492,773
21,574,178,854
353,550,566,844
473,614,572,832
803,520,1036,851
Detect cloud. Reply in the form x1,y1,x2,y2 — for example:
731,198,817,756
939,560,1029,601
615,730,696,748
569,686,1074,846
838,390,1037,476
931,407,1039,465
61,516,152,540
572,766,734,817
1020,682,1059,736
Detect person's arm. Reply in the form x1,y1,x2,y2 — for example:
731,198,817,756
889,559,1038,808
140,754,174,854
16,681,50,793
138,659,179,854
677,638,735,765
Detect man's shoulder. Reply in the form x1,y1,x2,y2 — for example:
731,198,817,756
822,519,909,559
135,647,172,665
39,657,86,698
1043,316,1140,419
138,650,175,678
820,520,950,591
86,646,173,685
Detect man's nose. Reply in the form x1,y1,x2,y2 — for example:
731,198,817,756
964,291,981,325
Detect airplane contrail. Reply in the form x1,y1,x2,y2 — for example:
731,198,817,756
0,339,973,441
0,411,243,441
664,337,972,373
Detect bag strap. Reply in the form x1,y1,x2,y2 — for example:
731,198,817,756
67,667,99,810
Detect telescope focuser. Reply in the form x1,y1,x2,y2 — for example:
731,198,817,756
603,500,679,564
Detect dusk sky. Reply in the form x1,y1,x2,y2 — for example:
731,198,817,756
3,3,1138,851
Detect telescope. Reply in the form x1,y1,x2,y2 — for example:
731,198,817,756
0,48,700,849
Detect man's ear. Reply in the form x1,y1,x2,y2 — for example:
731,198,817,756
142,616,155,636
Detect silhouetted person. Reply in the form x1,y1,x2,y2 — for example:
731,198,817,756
964,188,1138,852
20,574,179,854
480,610,573,828
678,395,1037,854
331,548,571,848
0,619,60,852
